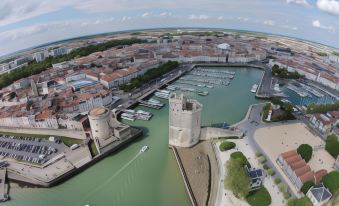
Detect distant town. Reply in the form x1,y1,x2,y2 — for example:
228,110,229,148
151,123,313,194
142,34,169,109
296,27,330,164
0,28,338,206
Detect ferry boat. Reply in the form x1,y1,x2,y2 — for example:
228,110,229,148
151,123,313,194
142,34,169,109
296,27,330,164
140,145,149,153
251,84,258,93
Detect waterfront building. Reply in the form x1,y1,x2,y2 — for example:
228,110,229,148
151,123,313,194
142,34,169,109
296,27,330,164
169,93,202,147
309,112,338,135
306,183,332,206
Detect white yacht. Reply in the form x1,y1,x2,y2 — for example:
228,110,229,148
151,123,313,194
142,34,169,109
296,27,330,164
140,145,149,153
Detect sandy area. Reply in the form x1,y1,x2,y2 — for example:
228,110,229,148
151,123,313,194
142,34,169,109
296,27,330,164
254,123,336,195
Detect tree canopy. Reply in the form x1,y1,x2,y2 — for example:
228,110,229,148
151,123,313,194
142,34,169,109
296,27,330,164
230,151,250,167
224,158,251,198
325,134,339,159
322,171,339,194
297,144,313,162
307,102,339,114
301,181,315,195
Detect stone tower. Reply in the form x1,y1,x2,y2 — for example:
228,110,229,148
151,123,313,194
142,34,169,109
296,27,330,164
169,93,202,147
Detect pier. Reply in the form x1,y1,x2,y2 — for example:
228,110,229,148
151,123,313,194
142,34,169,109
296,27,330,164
0,168,9,202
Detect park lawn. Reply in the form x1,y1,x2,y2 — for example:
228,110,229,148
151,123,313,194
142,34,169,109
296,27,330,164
0,131,82,146
246,187,272,206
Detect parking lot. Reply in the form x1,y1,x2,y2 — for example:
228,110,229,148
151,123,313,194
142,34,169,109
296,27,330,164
0,135,67,165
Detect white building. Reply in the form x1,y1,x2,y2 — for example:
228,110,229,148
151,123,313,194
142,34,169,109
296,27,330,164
306,183,332,206
169,93,202,147
33,50,49,62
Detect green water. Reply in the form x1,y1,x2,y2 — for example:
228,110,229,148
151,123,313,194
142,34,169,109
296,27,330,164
6,67,263,206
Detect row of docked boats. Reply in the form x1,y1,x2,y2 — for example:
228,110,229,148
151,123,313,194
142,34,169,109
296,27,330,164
195,68,235,75
181,76,230,86
121,109,153,121
190,71,234,79
138,98,164,109
154,90,170,99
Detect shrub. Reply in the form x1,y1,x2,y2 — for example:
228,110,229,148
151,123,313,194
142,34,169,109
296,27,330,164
263,164,269,170
283,191,291,199
278,183,287,193
267,168,275,176
274,178,281,184
297,144,313,162
255,150,261,157
301,181,315,195
219,141,236,151
230,151,250,167
258,156,266,164
218,136,239,140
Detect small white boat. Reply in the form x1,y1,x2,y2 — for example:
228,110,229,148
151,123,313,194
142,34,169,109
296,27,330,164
140,145,149,153
251,84,258,93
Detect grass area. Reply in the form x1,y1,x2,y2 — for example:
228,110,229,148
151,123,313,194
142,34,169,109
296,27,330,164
89,140,99,157
0,131,82,146
246,187,272,206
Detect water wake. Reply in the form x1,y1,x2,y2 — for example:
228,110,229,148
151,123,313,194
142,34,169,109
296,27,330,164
78,151,142,205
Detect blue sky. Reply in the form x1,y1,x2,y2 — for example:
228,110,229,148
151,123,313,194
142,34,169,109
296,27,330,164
0,0,339,57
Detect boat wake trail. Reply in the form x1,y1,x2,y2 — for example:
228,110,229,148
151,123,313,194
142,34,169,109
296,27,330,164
78,151,142,205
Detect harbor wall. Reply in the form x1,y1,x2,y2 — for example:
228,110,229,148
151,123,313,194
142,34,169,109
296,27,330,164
200,127,242,140
171,146,198,206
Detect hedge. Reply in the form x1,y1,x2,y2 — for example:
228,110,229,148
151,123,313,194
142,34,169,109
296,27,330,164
219,141,236,151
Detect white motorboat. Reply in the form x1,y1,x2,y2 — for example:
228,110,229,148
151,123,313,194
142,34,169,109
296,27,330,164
140,145,149,153
251,84,258,93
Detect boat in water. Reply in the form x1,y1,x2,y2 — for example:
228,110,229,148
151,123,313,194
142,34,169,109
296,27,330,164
197,91,209,96
140,145,149,153
251,84,258,93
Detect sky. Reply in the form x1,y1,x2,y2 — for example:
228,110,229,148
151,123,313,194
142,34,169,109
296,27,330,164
0,0,339,57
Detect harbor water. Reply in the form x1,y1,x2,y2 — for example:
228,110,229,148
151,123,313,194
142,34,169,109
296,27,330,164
6,67,263,206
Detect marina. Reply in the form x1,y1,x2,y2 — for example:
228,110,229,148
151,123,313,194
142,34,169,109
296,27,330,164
7,66,263,206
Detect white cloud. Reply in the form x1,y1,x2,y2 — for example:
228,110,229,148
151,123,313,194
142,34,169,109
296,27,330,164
286,0,310,6
159,12,172,17
142,12,152,17
280,25,298,30
121,16,132,22
237,17,249,22
312,19,335,31
217,16,224,20
189,14,209,20
317,0,339,15
263,20,275,26
0,0,79,27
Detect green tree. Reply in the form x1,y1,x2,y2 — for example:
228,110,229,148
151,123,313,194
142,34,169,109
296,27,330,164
230,151,250,167
301,181,315,195
225,158,251,198
325,134,339,159
297,144,313,162
323,171,339,194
